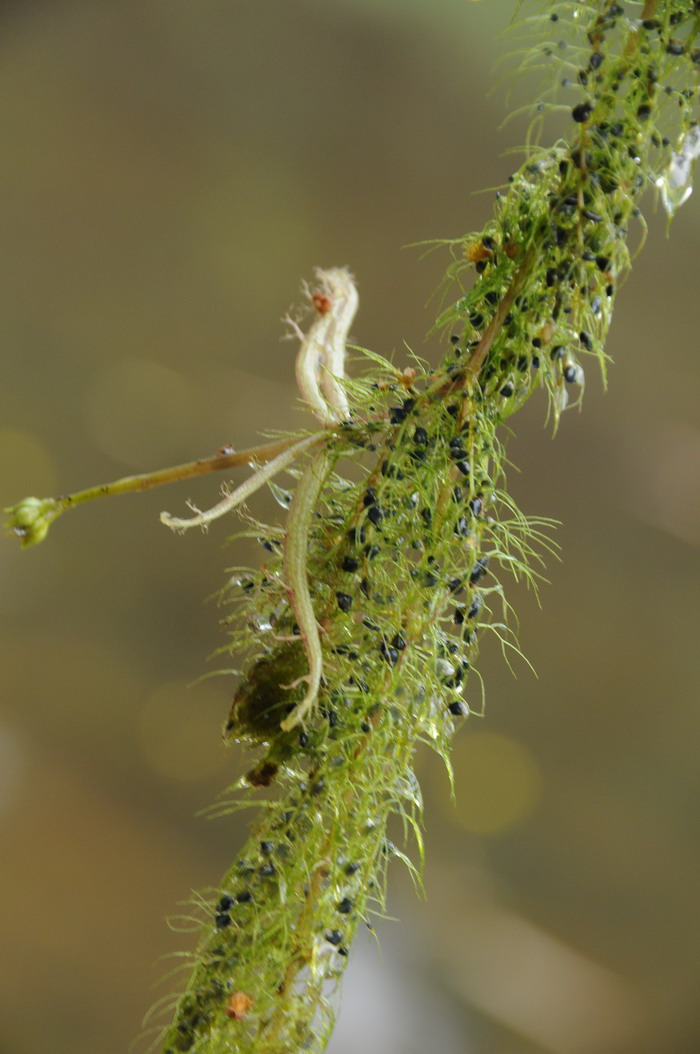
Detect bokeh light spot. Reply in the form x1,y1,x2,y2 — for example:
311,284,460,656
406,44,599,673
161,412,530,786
137,678,230,783
85,358,195,468
0,428,58,501
0,725,26,817
445,731,542,835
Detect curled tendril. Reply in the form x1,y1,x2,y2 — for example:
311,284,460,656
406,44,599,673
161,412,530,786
289,267,357,426
159,434,323,533
279,448,332,730
161,271,360,730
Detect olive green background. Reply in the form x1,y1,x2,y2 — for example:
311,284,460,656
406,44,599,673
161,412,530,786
1,3,699,1053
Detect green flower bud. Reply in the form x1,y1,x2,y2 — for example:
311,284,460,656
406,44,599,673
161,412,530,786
4,496,60,548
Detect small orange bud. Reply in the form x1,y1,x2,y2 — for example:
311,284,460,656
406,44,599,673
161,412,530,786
312,292,332,315
226,991,254,1020
540,320,554,344
465,241,493,262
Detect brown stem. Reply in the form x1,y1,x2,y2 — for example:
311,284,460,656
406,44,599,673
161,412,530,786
56,435,319,511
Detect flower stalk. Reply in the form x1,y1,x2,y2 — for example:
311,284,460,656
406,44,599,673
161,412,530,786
4,435,316,547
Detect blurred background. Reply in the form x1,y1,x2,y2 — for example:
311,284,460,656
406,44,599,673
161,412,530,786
1,2,699,1053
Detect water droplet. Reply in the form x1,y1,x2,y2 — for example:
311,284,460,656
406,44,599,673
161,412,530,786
657,127,700,217
268,481,292,509
435,658,456,679
553,375,569,416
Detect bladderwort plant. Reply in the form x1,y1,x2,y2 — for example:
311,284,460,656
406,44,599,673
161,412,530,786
5,2,699,1052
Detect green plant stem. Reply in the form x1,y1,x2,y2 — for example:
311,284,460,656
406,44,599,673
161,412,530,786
153,4,699,1051
63,436,313,505
4,434,319,547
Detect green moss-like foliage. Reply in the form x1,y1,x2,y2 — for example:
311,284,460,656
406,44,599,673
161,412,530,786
225,644,308,743
150,3,700,1052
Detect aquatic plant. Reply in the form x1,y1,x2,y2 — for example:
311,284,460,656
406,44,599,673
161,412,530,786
6,3,699,1051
